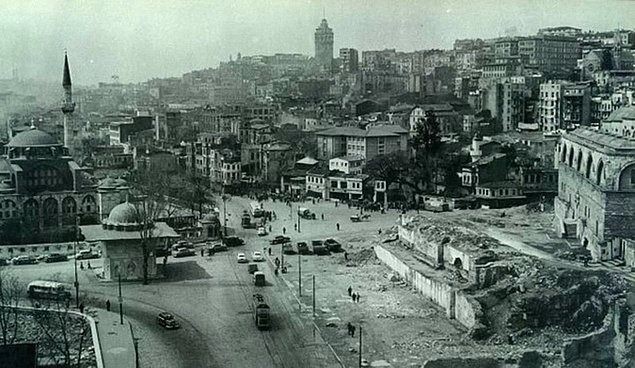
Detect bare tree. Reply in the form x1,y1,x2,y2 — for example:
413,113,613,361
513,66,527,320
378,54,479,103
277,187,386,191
0,268,21,345
133,195,162,285
31,296,91,368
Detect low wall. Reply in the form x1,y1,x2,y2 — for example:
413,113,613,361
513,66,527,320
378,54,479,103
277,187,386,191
374,245,481,328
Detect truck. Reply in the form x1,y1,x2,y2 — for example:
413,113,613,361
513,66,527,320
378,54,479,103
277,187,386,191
241,212,255,229
297,207,316,220
254,271,266,286
252,293,270,329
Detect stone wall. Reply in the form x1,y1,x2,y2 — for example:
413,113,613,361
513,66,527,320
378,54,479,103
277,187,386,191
374,245,483,328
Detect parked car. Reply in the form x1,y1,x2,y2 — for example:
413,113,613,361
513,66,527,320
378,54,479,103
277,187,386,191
282,243,296,255
45,253,68,263
270,236,291,245
76,250,99,260
237,253,248,263
156,312,180,330
174,248,196,258
248,263,259,274
12,255,38,265
0,259,8,266
211,243,228,253
297,207,316,220
224,236,245,247
311,240,329,255
324,238,342,252
297,242,310,255
257,227,268,236
252,251,264,262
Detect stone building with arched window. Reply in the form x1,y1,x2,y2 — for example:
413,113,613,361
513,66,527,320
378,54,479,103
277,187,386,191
0,127,98,233
554,107,635,261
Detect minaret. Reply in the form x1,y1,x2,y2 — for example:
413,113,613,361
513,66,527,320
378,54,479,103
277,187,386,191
61,52,75,148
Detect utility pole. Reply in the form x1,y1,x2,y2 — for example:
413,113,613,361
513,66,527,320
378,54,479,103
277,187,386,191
312,275,316,317
297,211,301,233
358,325,363,368
221,192,229,237
298,253,302,297
118,273,123,325
73,216,80,309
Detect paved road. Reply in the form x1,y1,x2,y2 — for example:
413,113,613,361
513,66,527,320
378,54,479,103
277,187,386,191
6,195,351,367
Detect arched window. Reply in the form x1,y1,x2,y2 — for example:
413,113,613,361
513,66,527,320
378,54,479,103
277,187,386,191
23,199,38,221
596,160,604,186
576,150,583,172
62,197,77,214
585,155,593,179
618,163,635,191
568,148,574,167
560,144,567,163
43,198,58,227
82,195,96,213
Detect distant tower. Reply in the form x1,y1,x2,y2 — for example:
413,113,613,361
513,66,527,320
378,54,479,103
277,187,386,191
61,52,75,148
314,19,333,72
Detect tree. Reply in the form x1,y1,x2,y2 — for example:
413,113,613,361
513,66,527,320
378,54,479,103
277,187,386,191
410,111,443,194
132,197,162,285
31,295,91,368
365,152,411,190
0,268,21,345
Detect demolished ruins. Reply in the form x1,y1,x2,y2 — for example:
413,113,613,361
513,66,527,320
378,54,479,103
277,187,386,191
371,214,635,367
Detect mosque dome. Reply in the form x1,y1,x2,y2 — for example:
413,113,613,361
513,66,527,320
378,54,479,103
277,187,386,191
7,128,60,148
107,202,140,225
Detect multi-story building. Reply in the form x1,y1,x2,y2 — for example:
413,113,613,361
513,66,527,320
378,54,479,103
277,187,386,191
339,48,359,73
314,19,334,72
554,106,635,261
109,112,154,146
328,155,364,175
481,76,527,132
409,105,462,135
540,81,592,131
315,125,408,161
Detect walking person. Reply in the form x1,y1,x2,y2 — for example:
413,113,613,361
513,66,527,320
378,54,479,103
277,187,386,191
80,262,84,270
344,251,348,261
356,293,360,303
283,227,286,235
79,303,85,314
87,261,92,269
347,286,352,296
201,249,205,257
321,213,324,220
294,223,297,231
347,322,354,337
351,292,356,302
350,324,356,337
336,223,340,231
106,299,111,312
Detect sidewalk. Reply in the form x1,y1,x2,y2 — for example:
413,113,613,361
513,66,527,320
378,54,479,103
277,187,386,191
95,309,136,368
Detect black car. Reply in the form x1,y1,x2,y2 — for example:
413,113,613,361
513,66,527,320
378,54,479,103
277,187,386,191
211,243,228,253
297,242,310,255
45,253,68,263
311,240,329,255
282,243,296,255
156,312,180,329
270,236,291,245
324,239,342,252
12,255,38,265
224,236,245,247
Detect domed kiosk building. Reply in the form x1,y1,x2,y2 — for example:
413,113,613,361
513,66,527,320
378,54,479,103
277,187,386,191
80,202,179,281
0,127,98,231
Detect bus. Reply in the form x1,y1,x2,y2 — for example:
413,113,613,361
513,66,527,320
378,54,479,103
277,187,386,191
27,281,71,300
250,202,264,218
252,293,270,330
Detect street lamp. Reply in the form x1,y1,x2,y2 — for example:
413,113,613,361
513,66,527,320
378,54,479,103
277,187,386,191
221,192,230,237
73,216,80,309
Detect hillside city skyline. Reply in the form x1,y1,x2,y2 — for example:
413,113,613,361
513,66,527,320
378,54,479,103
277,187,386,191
1,0,634,84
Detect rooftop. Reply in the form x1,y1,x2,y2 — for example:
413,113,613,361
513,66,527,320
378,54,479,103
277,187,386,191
566,127,635,151
80,222,179,242
6,128,61,148
316,125,408,138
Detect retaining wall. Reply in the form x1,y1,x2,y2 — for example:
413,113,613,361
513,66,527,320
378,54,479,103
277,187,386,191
374,245,481,328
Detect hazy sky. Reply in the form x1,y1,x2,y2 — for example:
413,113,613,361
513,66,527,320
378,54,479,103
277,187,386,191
1,0,634,85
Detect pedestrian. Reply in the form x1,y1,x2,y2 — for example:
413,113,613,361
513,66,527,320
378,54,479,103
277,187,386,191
351,293,356,302
356,293,360,303
283,227,286,234
201,249,204,257
79,303,85,314
273,211,277,220
321,213,324,220
350,324,356,337
268,247,272,256
378,228,382,235
294,223,297,231
348,202,351,209
347,322,353,336
80,262,84,270
347,286,352,296
163,256,167,265
335,201,338,207
269,225,272,233
275,257,280,268
344,251,348,261
274,267,279,276
336,223,340,231
106,299,111,312
87,261,92,269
